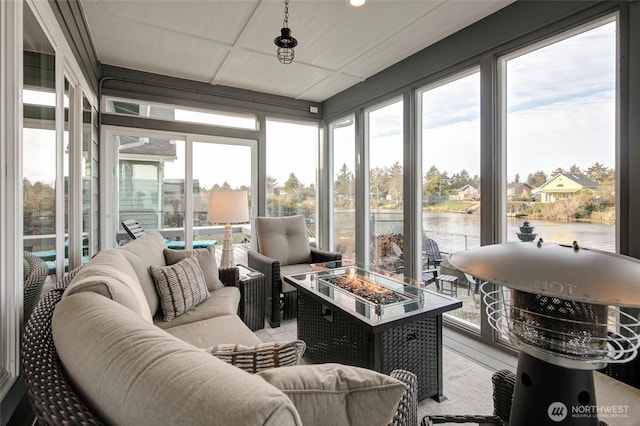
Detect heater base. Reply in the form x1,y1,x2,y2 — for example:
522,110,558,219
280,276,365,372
510,351,599,426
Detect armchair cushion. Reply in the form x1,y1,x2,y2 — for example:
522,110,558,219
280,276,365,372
207,340,306,373
150,257,209,321
164,245,223,291
255,215,311,266
257,363,406,426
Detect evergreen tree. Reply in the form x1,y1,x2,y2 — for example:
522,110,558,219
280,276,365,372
527,170,548,187
586,162,609,183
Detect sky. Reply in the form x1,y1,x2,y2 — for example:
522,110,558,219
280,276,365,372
420,20,616,181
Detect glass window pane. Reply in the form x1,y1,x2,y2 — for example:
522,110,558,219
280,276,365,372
501,18,617,344
266,119,318,240
368,100,403,272
192,140,253,246
420,71,481,330
332,117,356,262
504,21,616,252
117,135,186,244
82,94,93,261
64,78,70,271
104,97,257,130
23,16,56,275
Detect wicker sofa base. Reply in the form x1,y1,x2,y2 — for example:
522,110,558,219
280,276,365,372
297,291,442,402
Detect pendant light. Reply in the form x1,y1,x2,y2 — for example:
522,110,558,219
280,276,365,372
274,0,298,64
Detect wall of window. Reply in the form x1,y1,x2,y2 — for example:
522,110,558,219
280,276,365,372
1,0,98,409
322,3,632,350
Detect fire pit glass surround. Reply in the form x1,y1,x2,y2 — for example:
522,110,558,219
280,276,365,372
320,267,411,305
311,266,421,317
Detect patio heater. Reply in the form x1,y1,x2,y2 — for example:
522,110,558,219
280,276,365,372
449,241,640,425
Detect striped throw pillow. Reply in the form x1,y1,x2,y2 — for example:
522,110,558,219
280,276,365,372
207,340,306,373
150,256,209,321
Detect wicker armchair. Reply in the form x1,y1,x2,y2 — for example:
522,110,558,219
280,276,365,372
390,369,418,426
422,370,612,426
421,369,515,426
248,215,341,328
23,251,48,321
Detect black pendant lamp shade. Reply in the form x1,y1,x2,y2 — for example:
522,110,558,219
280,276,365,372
275,0,297,64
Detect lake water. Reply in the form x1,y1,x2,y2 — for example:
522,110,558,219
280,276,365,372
369,211,616,254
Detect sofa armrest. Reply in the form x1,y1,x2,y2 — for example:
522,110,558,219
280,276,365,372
310,247,342,263
389,369,417,426
248,249,282,328
219,267,240,287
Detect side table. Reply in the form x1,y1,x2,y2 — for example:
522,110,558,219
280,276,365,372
437,274,458,297
237,265,265,331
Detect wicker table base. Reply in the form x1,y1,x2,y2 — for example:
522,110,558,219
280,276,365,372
297,291,444,402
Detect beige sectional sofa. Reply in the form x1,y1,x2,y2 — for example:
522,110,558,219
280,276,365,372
40,231,414,425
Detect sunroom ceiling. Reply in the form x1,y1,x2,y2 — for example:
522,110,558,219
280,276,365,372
80,0,513,102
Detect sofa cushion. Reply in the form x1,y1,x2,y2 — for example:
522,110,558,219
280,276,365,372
163,314,261,348
164,245,223,291
257,363,406,426
255,215,311,266
119,231,168,316
65,249,153,323
207,340,306,373
280,263,316,293
153,286,240,329
53,292,302,426
150,257,209,321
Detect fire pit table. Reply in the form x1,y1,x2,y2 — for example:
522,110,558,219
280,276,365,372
284,264,461,402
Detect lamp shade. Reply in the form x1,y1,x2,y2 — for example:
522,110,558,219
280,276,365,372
208,191,249,224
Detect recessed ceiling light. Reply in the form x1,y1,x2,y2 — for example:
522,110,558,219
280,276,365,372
350,0,366,7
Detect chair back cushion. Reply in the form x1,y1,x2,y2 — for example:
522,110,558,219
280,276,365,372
255,215,311,266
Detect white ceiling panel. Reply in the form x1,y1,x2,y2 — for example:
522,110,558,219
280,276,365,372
342,0,512,77
82,0,259,45
298,73,366,103
214,48,331,99
80,0,514,102
84,10,231,81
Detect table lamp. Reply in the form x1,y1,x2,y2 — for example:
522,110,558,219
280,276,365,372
449,241,640,425
208,191,249,269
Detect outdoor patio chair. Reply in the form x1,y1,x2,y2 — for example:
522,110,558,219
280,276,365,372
248,215,341,328
423,237,444,270
121,218,146,240
389,243,439,286
463,272,481,296
121,219,216,249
